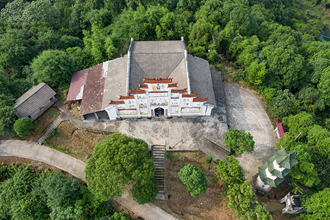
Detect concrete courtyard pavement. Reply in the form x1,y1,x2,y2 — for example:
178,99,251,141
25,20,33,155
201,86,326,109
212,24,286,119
0,140,178,220
224,83,278,181
58,103,230,160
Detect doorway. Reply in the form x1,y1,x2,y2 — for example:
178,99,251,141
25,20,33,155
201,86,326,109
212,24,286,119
155,107,164,117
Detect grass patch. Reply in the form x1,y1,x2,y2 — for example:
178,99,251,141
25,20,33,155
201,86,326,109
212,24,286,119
81,128,109,135
44,140,71,155
45,121,108,162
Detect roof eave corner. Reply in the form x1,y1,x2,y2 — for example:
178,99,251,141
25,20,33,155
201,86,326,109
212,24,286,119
126,38,134,95
181,36,191,94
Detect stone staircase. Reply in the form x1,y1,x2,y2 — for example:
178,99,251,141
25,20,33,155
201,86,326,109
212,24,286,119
37,115,64,145
152,145,166,200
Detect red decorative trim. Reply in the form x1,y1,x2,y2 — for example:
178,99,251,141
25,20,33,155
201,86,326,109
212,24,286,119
118,108,137,111
139,84,148,89
168,83,178,88
193,97,209,102
151,110,154,116
165,109,168,115
182,93,198,98
171,105,179,107
128,90,146,94
109,100,125,104
149,91,168,93
171,97,179,99
171,88,187,93
119,95,135,99
143,78,173,84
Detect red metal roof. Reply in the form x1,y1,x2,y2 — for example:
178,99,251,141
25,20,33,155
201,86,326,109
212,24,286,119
276,123,286,139
80,64,105,115
67,69,88,101
168,83,178,88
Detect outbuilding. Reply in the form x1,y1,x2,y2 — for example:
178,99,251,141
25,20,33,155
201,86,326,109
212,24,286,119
14,83,57,121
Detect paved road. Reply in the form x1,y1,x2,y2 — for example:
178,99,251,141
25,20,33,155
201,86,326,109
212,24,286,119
224,83,278,181
0,140,177,220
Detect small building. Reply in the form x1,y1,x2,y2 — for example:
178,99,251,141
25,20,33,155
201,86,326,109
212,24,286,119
67,37,217,121
255,148,298,195
275,123,285,139
281,192,306,214
14,83,57,121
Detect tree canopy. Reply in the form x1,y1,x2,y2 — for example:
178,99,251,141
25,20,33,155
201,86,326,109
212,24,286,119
178,164,208,197
84,132,155,201
224,129,255,155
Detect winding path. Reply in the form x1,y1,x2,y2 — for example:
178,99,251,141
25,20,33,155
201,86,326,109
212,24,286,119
0,140,177,220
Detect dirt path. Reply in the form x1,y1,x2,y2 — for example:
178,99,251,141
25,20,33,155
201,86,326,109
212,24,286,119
0,140,177,220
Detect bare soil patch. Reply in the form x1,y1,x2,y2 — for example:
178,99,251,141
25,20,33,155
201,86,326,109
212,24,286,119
153,151,236,220
56,88,82,120
45,121,109,162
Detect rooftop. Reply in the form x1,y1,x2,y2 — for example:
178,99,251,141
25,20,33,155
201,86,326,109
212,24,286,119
14,83,56,118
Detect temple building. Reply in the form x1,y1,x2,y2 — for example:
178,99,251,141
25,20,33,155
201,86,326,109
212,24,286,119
67,37,216,121
255,148,298,195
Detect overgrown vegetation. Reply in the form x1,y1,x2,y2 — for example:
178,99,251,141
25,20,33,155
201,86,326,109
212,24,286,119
224,129,255,155
0,163,129,219
178,164,208,197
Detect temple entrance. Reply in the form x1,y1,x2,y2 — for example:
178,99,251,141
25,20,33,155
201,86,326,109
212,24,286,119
155,107,165,117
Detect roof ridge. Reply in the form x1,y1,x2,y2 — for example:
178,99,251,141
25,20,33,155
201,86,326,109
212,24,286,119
15,83,47,108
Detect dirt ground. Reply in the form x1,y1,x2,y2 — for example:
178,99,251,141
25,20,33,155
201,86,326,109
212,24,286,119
56,88,82,120
45,121,109,162
153,151,236,220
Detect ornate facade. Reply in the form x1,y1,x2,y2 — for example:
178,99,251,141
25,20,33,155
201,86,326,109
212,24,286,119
105,78,213,120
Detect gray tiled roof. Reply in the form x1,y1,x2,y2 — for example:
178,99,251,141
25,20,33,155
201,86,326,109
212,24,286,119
130,40,186,90
188,55,216,106
132,41,184,53
14,83,56,118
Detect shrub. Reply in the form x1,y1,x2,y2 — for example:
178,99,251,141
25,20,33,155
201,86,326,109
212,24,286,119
215,64,222,70
178,164,208,197
13,117,34,137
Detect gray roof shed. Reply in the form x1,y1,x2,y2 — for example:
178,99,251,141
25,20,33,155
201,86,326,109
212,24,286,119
14,83,56,118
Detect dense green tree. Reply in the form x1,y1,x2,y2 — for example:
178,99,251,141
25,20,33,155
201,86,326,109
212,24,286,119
130,178,158,204
318,66,330,106
214,155,244,188
282,111,314,140
225,180,258,219
85,132,155,201
13,117,34,137
269,89,296,119
224,129,255,155
301,187,330,219
0,95,16,136
178,164,208,197
31,50,76,88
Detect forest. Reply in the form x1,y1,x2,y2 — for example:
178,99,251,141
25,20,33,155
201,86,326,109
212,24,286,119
0,0,330,218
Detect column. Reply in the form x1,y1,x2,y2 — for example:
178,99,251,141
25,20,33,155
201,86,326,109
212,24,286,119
178,94,182,117
136,95,141,118
146,91,152,118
